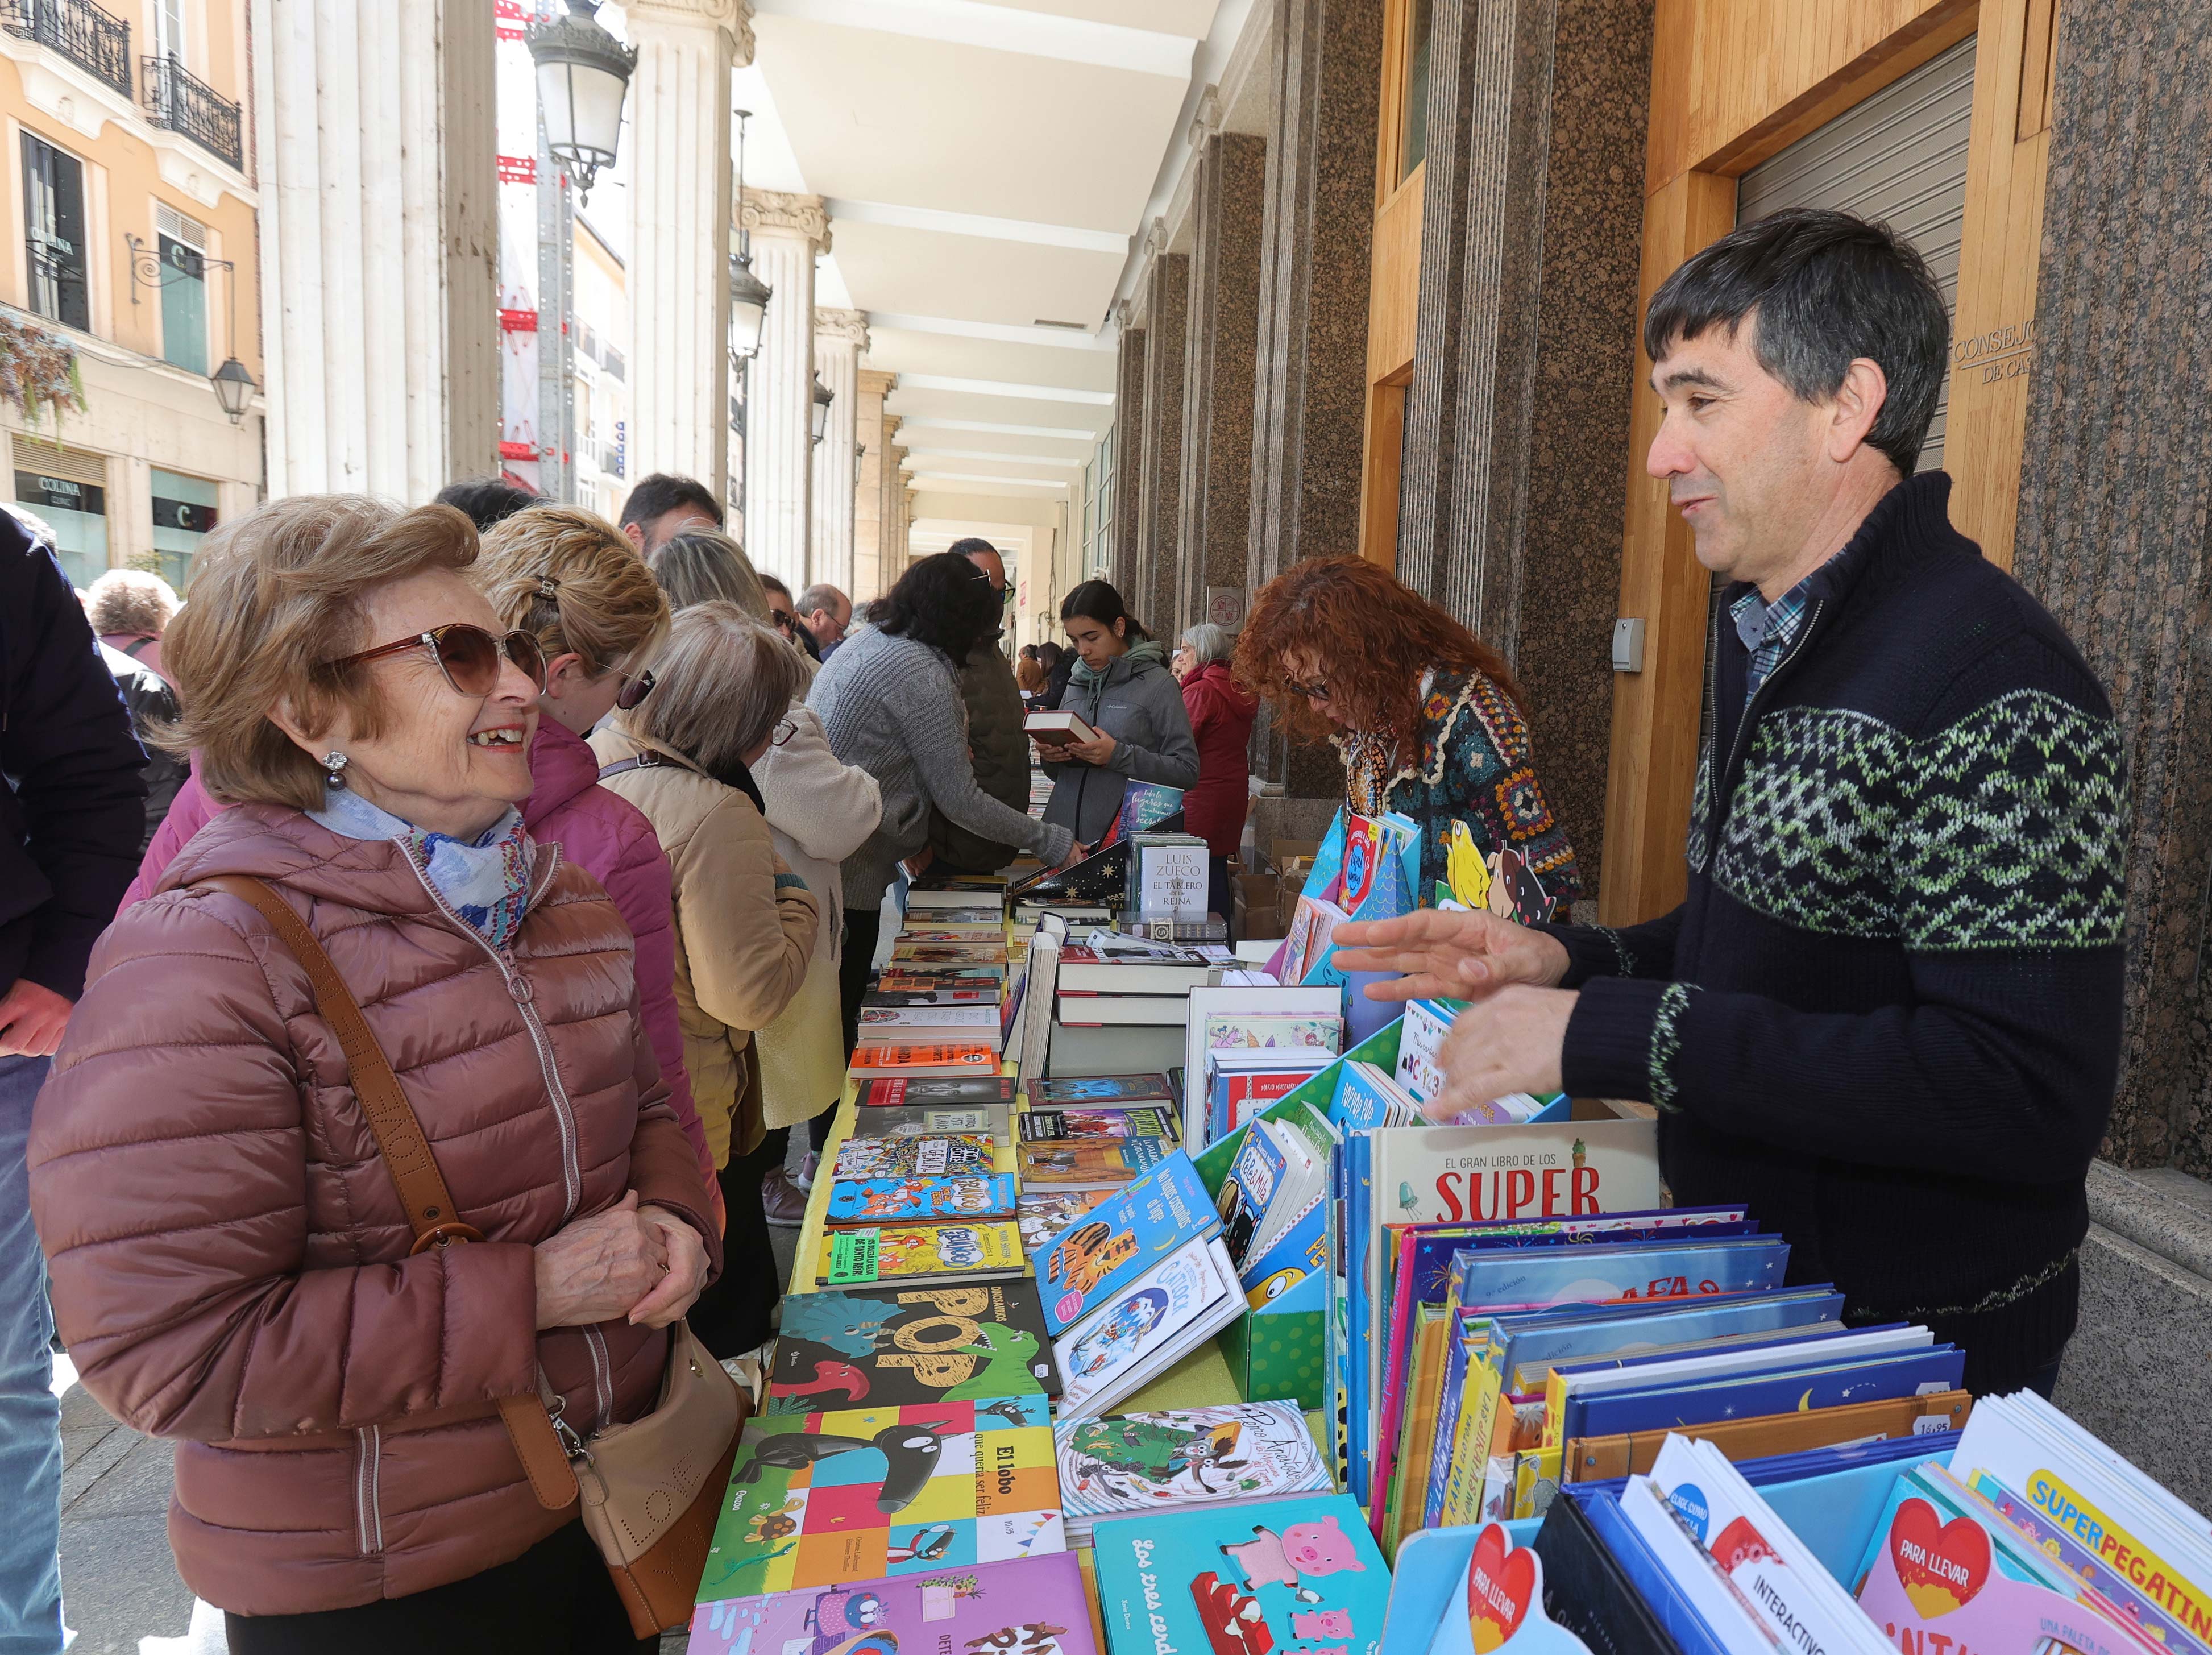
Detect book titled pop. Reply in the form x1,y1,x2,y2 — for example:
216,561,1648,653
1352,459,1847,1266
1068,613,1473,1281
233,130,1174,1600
769,1280,1060,1412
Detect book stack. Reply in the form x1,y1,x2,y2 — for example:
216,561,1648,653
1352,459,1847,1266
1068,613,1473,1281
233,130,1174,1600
1031,928,1234,1076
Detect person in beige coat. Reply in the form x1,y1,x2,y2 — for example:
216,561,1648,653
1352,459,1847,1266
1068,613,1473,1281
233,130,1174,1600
592,602,818,1358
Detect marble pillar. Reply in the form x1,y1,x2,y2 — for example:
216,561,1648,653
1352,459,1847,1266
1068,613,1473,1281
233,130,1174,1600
1391,0,1651,905
852,368,894,604
2013,0,2212,1177
254,0,497,497
1176,134,1268,640
624,0,746,499
808,309,868,591
1135,254,1189,637
879,412,906,587
1110,323,1147,600
741,190,828,587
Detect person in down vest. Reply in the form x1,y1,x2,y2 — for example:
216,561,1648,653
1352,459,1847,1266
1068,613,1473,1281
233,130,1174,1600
31,497,717,1653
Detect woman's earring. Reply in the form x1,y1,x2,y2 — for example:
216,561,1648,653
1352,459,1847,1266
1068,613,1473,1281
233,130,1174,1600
322,752,350,788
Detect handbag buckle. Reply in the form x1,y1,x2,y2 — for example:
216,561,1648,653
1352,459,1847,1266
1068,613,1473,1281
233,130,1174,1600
407,1219,487,1255
546,1393,592,1465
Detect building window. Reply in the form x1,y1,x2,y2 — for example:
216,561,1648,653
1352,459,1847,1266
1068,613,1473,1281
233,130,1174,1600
154,0,187,64
148,467,218,591
156,202,209,375
22,133,90,333
13,438,110,589
1398,0,1433,183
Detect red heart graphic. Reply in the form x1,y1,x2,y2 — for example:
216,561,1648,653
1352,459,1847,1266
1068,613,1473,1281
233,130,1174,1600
1889,1498,1992,1616
1466,1524,1535,1652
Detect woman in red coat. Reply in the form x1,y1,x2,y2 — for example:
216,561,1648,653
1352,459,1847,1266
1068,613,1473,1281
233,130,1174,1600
1172,622,1258,936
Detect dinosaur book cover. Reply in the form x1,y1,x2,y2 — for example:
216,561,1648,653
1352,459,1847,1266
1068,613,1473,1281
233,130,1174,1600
688,1551,1101,1655
1090,1492,1389,1655
1053,1404,1330,1536
769,1284,1061,1413
699,1398,1066,1606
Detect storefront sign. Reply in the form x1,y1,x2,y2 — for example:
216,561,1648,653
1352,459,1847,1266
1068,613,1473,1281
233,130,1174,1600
15,471,103,519
151,495,216,534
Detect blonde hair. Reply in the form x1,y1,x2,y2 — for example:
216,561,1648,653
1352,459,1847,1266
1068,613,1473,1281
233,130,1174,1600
86,567,180,636
475,504,670,682
619,603,801,775
648,529,770,620
160,497,478,811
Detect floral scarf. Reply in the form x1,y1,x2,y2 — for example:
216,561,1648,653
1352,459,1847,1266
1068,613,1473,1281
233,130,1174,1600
310,786,536,950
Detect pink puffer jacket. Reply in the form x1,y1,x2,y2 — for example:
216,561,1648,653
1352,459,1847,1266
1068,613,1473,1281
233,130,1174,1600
32,804,723,1615
122,725,720,1208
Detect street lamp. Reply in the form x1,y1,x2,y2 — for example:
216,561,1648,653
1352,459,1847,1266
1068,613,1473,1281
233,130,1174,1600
528,0,638,199
729,109,772,360
854,441,866,488
811,374,833,446
210,355,256,424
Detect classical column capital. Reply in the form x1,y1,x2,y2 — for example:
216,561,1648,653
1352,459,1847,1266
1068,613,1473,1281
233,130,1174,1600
1187,82,1221,147
814,308,871,349
621,0,756,58
858,367,897,396
742,189,831,246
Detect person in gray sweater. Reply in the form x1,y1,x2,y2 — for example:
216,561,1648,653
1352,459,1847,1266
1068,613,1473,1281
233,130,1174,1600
809,553,1077,1051
1041,579,1201,845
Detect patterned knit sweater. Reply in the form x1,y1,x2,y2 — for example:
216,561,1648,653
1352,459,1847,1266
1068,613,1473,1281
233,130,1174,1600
1546,474,2125,1395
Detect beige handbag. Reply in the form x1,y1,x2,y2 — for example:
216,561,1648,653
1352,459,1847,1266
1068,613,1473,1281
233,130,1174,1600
206,874,748,1636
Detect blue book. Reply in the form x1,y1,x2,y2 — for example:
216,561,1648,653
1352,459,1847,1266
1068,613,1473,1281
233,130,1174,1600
1092,1492,1389,1655
1346,1129,1375,1498
1033,1150,1220,1335
1423,1309,1493,1527
1493,1287,1847,1394
1446,1235,1791,1310
1217,1124,1288,1265
1566,1344,1966,1441
1576,1489,1734,1655
1239,1196,1328,1303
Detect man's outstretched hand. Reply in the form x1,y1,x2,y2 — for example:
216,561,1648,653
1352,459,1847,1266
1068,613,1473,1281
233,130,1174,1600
1330,909,1571,1003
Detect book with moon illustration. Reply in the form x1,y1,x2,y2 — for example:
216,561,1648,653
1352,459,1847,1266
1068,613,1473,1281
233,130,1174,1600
688,1551,1100,1655
768,1281,1061,1413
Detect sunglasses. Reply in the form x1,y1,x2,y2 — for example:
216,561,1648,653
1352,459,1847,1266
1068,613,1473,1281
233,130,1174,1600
615,667,656,712
1283,673,1331,703
324,624,547,697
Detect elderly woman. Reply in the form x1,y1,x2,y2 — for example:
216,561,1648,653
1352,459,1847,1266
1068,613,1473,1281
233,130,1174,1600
31,497,716,1652
644,530,880,1223
592,604,821,1356
1173,621,1258,934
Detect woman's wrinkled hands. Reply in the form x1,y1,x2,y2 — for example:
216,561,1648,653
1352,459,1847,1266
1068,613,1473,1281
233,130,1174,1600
533,1191,672,1330
1330,909,1571,1003
626,1204,709,1328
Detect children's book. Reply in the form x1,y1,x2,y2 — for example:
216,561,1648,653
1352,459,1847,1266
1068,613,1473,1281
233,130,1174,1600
1052,1234,1244,1419
1090,1492,1389,1655
819,1221,1028,1288
844,1105,1014,1144
689,1552,1099,1655
1032,1150,1221,1336
1017,1189,1114,1257
1203,1013,1343,1053
833,1134,997,1181
826,1175,1020,1229
856,1075,1019,1108
1393,999,1459,1105
696,1397,1065,1605
1015,1138,1169,1191
1026,1073,1176,1107
1209,1061,1333,1143
769,1281,1061,1412
847,1043,1001,1079
1018,1106,1178,1144
1053,1403,1330,1542
1216,1125,1289,1265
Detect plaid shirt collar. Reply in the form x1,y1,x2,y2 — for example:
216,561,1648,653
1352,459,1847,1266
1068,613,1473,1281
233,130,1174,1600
1730,570,1820,705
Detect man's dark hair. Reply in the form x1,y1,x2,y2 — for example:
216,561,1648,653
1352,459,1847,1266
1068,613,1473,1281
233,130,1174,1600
617,472,722,531
759,574,792,603
1642,206,1949,478
433,476,537,532
947,536,999,562
877,551,1002,660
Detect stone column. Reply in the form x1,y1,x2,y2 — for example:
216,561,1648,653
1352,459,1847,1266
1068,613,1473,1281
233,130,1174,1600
1110,320,1147,598
852,368,894,603
1391,0,1652,904
2013,0,2212,1179
808,309,869,590
1176,133,1268,639
622,0,746,498
741,190,829,586
1134,253,1189,636
254,0,497,496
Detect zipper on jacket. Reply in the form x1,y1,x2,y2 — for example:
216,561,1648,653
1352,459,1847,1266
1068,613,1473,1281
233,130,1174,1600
582,1325,615,1425
354,1425,383,1555
1709,596,1827,861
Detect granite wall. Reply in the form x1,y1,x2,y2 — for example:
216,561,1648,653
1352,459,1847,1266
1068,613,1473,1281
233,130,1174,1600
2012,0,2212,1178
1176,134,1269,640
1110,326,1148,600
1135,254,1190,638
1392,0,1653,905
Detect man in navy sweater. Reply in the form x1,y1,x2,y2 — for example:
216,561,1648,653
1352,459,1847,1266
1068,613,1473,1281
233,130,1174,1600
1337,208,2124,1397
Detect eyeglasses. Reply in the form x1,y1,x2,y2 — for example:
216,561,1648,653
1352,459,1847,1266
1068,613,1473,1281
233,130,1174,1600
1283,673,1331,703
324,624,547,696
770,716,799,748
615,667,655,712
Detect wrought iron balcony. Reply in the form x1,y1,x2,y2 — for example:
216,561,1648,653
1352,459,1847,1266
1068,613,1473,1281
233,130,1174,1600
2,0,133,99
142,53,242,171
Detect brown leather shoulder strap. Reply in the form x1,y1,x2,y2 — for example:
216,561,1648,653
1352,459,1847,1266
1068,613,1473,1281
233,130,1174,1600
203,874,482,1253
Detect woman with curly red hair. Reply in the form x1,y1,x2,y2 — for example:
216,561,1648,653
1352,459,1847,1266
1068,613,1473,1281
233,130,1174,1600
1232,557,1582,910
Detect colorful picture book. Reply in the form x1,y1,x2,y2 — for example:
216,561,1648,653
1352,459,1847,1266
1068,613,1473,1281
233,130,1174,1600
825,1175,1019,1229
819,1221,1027,1288
1018,1106,1178,1144
1090,1493,1389,1655
1026,1073,1176,1107
1033,1150,1221,1336
1018,1189,1115,1257
769,1282,1060,1412
1015,1137,1169,1190
1053,1403,1332,1543
689,1552,1100,1655
696,1397,1065,1605
1051,1234,1244,1418
832,1134,996,1180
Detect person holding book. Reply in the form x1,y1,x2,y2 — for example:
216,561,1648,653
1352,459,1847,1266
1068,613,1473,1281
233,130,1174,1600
1175,621,1258,934
1234,557,1582,911
1041,580,1200,848
594,604,821,1358
1333,208,2127,1399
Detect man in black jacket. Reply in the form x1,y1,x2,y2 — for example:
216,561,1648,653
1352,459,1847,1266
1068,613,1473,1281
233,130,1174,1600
1337,209,2125,1397
0,509,145,1649
926,538,1030,875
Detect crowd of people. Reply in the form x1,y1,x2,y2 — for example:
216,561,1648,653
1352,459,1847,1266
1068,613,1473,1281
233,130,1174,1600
0,206,2130,1653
